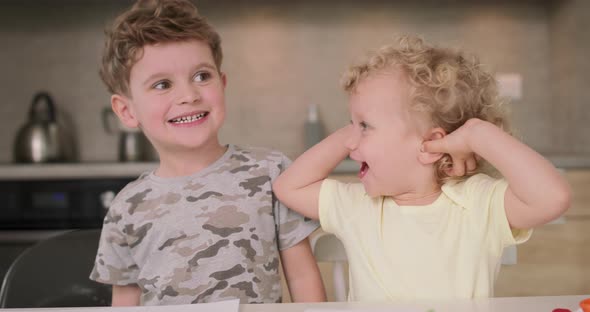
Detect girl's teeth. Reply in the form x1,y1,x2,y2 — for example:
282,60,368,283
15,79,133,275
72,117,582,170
171,112,207,123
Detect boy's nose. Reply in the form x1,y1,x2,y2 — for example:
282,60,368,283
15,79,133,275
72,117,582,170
178,84,201,105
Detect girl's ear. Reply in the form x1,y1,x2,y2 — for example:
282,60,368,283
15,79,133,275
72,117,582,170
417,127,446,165
111,94,140,129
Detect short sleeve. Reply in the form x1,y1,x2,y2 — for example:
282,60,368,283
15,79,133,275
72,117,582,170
272,153,319,251
460,174,532,248
89,207,140,285
487,180,533,247
318,179,367,236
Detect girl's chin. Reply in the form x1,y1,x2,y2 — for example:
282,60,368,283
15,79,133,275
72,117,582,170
361,183,379,198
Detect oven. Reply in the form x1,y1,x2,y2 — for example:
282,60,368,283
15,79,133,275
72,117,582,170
0,162,154,230
0,178,132,230
0,163,154,282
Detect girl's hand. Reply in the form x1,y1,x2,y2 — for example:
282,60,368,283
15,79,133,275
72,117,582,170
422,119,482,176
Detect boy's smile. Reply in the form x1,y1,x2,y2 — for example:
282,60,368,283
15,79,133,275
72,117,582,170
168,111,209,126
112,39,227,170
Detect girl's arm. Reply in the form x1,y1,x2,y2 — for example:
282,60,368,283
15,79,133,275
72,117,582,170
423,118,571,229
273,126,351,220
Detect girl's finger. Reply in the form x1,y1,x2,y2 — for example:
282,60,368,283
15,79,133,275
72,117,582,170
422,139,445,153
466,155,477,172
453,159,466,176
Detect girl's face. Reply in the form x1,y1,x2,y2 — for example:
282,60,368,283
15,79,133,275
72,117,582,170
346,71,429,197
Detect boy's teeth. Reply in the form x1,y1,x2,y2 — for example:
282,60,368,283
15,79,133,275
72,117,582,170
171,112,207,123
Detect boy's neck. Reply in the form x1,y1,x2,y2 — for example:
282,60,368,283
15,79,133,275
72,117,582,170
155,141,228,178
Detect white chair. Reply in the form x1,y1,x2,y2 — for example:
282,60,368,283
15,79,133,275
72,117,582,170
309,231,348,301
501,245,518,265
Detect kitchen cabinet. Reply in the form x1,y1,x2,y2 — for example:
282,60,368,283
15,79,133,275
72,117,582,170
495,169,590,296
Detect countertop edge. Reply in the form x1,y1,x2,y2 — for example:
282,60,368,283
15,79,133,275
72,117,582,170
0,155,589,180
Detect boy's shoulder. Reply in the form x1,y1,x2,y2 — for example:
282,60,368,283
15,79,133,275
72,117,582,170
107,146,289,215
230,145,290,173
106,171,155,215
231,145,289,163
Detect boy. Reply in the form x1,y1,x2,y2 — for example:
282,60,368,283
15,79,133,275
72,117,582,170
90,0,325,306
273,36,571,301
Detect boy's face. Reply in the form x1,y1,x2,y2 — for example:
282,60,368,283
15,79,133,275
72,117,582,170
112,40,226,157
346,70,428,197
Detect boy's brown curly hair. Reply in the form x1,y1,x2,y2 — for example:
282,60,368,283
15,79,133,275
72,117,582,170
341,35,510,183
100,0,223,96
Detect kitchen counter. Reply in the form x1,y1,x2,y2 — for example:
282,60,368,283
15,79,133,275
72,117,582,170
0,154,588,181
543,154,590,169
0,160,359,180
337,155,590,173
0,162,158,180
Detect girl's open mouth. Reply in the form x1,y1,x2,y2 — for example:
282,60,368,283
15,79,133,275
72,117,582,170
359,162,369,179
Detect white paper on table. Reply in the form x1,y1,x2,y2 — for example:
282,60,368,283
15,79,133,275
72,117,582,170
305,308,430,312
77,299,240,312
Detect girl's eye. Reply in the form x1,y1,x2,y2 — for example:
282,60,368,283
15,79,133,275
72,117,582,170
360,121,368,130
194,72,211,82
153,81,171,90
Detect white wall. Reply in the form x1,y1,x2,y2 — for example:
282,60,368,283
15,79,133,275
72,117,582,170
0,1,585,163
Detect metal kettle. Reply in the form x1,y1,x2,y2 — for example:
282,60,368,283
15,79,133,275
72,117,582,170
13,92,76,163
102,107,157,162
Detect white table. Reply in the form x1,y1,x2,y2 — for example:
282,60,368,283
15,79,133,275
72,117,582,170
0,296,587,312
238,296,590,312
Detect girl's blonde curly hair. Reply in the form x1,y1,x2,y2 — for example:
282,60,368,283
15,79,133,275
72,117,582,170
341,36,510,184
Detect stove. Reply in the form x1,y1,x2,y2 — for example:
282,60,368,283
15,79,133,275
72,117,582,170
0,162,156,230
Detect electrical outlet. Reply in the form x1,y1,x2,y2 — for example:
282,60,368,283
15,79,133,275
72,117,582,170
496,73,522,100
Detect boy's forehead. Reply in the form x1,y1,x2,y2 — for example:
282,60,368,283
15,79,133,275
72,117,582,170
130,40,217,77
139,40,214,62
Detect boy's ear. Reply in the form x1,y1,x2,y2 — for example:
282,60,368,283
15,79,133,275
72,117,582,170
417,127,446,165
111,94,139,129
220,72,227,88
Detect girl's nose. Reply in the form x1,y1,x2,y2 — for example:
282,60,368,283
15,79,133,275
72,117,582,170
344,130,360,151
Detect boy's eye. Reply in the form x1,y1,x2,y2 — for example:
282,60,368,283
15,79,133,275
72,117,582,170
359,121,368,130
194,71,211,82
153,81,171,90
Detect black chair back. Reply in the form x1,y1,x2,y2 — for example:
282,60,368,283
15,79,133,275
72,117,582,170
0,229,111,308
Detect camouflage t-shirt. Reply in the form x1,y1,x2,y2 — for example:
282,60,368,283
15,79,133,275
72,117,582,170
90,145,318,305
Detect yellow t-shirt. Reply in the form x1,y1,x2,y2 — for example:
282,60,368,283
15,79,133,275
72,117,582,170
319,173,532,301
